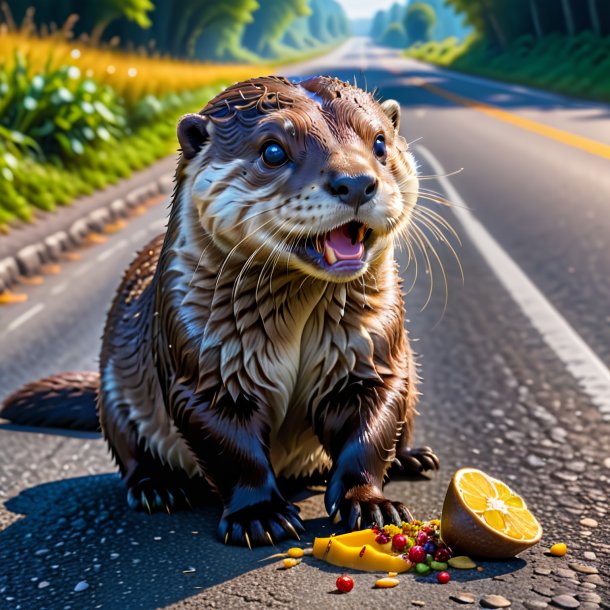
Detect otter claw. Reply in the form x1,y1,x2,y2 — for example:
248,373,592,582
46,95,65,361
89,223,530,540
279,516,301,541
219,499,303,546
391,446,440,478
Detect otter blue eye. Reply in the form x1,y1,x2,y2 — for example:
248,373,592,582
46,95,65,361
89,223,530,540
262,142,288,167
373,134,386,159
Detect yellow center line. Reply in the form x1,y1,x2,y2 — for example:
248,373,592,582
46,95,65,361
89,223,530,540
406,75,610,162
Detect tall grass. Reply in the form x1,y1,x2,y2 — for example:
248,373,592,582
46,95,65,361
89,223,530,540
406,32,610,104
0,28,268,105
0,22,269,228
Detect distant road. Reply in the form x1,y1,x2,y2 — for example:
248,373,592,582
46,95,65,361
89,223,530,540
1,38,608,610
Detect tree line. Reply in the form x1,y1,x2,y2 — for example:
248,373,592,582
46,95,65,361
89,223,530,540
4,0,349,61
370,1,470,48
446,0,610,50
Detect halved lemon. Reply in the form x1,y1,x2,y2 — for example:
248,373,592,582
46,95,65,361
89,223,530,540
441,468,542,558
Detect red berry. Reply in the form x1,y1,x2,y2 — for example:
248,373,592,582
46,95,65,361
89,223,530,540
416,531,428,546
434,548,451,562
437,571,450,584
392,533,408,551
375,533,390,545
408,545,426,564
423,526,433,535
336,575,354,593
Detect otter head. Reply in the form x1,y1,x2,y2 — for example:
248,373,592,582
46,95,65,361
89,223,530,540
177,75,418,283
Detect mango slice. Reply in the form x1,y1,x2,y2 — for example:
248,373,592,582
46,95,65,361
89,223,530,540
312,530,413,573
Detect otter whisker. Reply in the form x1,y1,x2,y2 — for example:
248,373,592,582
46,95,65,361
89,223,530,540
414,209,464,285
411,222,450,316
408,225,436,310
255,220,293,300
214,216,279,295
416,168,464,181
234,219,291,301
415,205,461,244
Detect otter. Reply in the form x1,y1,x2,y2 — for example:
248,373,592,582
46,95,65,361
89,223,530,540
1,76,439,546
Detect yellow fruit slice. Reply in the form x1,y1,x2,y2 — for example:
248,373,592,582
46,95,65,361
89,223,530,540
441,468,542,559
312,530,412,573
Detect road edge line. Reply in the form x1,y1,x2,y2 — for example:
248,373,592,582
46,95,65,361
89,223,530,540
416,144,610,420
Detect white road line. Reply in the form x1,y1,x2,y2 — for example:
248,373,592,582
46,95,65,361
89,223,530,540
5,303,44,334
97,239,129,262
50,282,67,296
72,261,94,278
416,144,610,420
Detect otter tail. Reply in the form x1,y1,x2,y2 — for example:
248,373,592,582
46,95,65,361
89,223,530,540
0,371,99,431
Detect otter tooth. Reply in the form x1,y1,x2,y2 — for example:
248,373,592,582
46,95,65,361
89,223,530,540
357,224,367,242
324,242,337,265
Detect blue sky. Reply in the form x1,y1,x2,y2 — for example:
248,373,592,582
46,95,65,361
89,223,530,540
336,0,399,19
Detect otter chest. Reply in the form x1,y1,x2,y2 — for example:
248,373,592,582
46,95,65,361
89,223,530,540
266,284,351,478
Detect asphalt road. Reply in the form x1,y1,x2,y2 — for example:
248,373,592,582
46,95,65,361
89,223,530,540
1,38,609,610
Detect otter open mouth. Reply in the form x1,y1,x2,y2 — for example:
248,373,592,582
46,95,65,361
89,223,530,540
300,221,373,274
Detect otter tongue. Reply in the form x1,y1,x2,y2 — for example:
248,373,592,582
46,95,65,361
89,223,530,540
326,225,364,261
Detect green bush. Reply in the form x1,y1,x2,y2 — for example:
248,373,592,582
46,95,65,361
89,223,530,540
0,52,126,161
405,2,436,45
380,22,408,49
405,32,610,105
0,75,222,226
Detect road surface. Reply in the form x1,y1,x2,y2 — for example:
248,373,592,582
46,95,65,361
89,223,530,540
0,38,608,610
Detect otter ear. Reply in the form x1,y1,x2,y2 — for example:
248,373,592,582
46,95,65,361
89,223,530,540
177,113,209,159
381,99,401,131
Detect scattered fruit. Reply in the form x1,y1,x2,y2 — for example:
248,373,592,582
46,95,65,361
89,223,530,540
424,541,437,555
282,558,300,569
549,543,568,557
375,577,400,588
416,531,429,545
415,562,431,575
388,571,398,577
312,530,413,573
336,575,354,593
437,571,451,584
287,547,304,558
441,468,542,558
448,556,477,570
408,545,427,564
430,561,448,571
392,534,408,551
434,547,451,562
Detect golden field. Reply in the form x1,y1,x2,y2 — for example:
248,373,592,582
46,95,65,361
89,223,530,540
0,28,268,104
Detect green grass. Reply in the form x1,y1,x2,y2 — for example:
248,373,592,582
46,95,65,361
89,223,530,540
0,84,223,226
0,36,347,230
405,32,610,104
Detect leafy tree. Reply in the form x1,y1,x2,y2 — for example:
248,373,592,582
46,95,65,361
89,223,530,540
90,0,154,43
404,2,436,44
370,10,388,41
381,22,408,48
242,0,310,57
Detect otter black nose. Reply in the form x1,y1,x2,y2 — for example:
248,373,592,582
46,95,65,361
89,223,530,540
329,172,377,210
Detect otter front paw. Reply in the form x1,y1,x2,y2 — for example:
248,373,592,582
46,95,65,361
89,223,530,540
339,495,413,531
327,482,413,531
218,500,305,547
127,477,193,514
393,446,440,474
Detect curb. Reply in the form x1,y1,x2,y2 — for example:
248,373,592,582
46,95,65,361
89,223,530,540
0,173,173,293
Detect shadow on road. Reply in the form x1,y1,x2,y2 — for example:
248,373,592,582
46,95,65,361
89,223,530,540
0,474,295,609
1,472,527,609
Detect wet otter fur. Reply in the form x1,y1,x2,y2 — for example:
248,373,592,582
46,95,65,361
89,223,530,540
2,76,439,546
